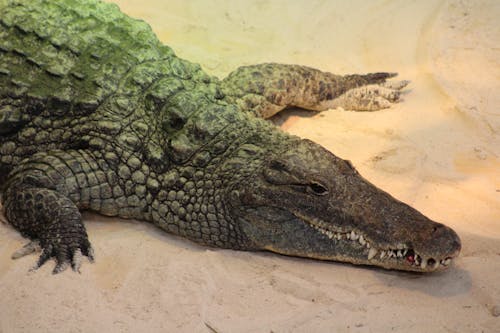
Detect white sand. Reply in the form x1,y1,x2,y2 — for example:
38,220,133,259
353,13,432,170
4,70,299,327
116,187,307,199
1,1,499,332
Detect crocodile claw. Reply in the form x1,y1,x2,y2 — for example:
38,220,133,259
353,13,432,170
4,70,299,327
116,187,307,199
11,240,41,259
13,239,94,274
382,79,411,91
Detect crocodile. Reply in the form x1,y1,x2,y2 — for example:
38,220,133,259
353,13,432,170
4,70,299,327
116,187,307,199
0,0,460,274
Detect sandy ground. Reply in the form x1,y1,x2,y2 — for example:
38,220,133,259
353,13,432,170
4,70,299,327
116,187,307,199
1,0,499,332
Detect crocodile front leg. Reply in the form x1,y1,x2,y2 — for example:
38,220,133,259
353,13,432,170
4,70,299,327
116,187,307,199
1,149,120,273
221,63,409,118
3,184,93,273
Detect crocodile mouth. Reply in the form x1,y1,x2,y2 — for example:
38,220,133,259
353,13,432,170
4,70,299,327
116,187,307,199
295,213,457,272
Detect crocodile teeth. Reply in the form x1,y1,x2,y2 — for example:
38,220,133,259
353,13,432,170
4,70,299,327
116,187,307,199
309,221,379,250
302,214,446,269
368,248,378,260
373,246,446,269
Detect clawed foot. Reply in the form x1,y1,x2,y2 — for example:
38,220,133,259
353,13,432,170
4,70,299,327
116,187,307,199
323,79,410,111
12,239,94,274
382,79,411,91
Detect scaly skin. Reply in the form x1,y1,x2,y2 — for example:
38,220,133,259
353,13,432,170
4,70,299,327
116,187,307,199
0,0,460,274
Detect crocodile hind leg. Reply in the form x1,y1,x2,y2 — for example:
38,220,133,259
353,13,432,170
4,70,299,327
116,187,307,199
220,63,409,119
1,149,121,273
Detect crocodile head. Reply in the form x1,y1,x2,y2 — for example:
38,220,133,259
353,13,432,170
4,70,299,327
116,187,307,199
228,138,461,272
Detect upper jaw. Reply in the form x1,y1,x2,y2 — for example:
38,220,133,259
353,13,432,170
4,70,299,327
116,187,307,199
296,212,460,272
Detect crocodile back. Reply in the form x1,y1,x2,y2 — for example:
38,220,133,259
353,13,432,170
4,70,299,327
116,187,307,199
0,0,175,175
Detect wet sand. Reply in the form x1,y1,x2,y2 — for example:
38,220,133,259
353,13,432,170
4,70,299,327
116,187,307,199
1,1,499,332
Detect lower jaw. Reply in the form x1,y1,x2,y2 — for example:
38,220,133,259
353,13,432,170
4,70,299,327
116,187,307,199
302,254,452,272
360,259,448,272
321,250,454,272
346,253,456,272
263,243,454,272
307,221,454,272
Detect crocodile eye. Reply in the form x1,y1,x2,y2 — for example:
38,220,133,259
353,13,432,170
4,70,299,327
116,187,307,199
308,181,328,196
